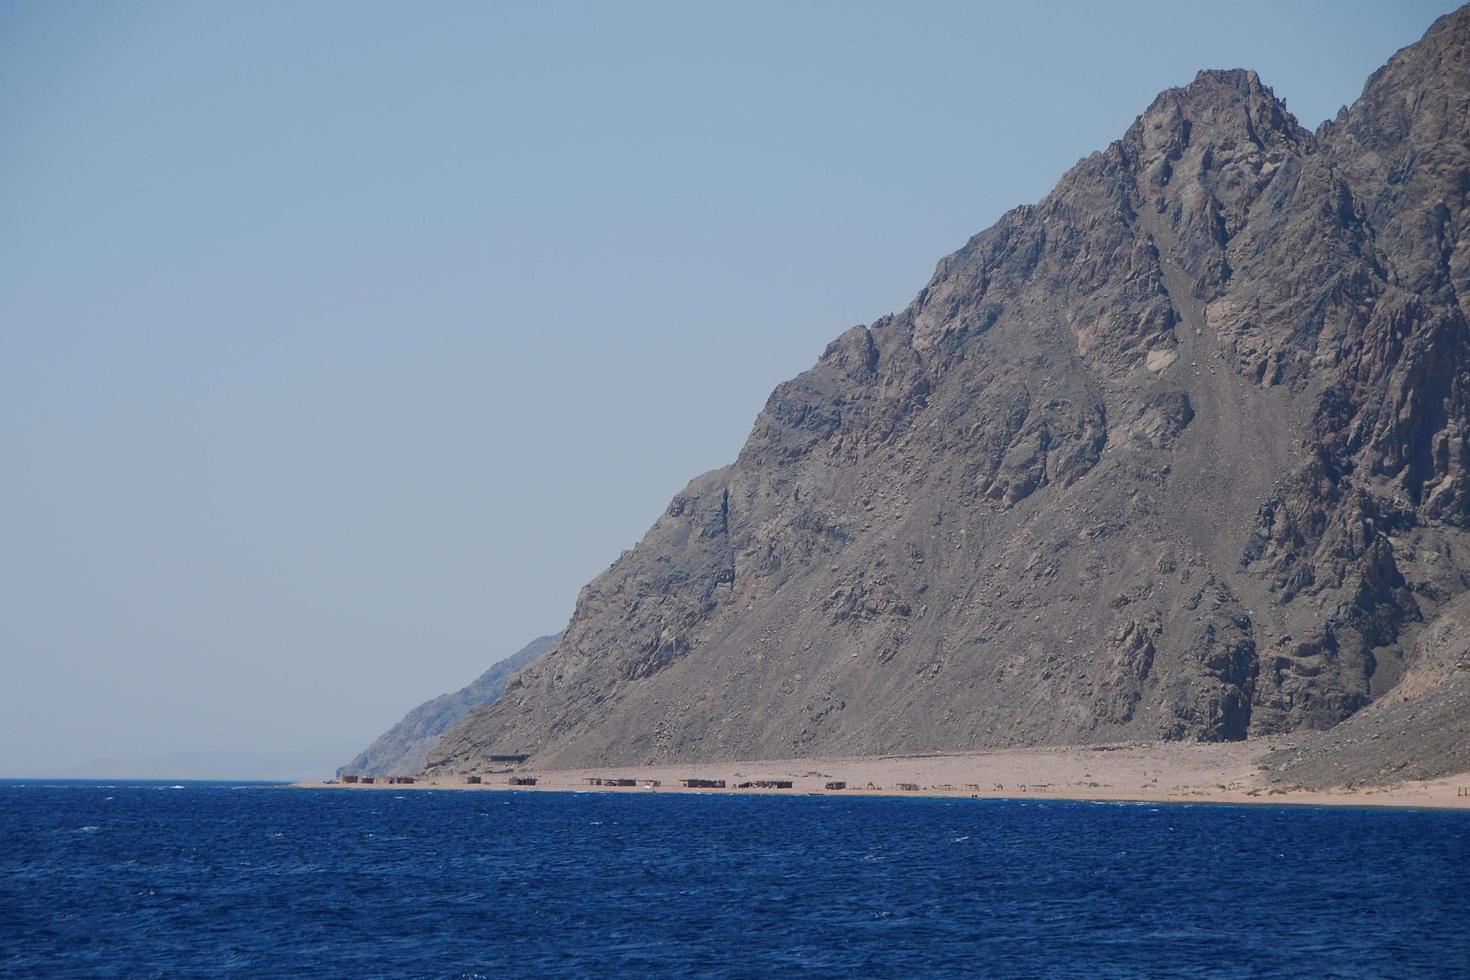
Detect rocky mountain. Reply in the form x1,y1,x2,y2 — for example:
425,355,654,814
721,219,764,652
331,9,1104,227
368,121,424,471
428,7,1470,779
339,633,560,777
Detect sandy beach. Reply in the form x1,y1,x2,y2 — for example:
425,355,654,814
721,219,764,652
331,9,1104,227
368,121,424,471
299,741,1470,810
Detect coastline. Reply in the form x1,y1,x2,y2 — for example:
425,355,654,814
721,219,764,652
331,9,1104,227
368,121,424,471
297,741,1470,811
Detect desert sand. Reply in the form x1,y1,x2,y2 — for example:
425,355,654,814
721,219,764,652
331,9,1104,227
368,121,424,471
299,741,1470,810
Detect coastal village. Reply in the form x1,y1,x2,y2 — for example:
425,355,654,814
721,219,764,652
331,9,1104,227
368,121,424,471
317,740,1470,810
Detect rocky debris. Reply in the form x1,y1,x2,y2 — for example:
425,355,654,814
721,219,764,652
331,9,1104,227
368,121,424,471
339,633,560,777
427,7,1470,777
1264,594,1470,786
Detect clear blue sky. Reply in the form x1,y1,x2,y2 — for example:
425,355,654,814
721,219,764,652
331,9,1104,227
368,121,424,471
1,0,1458,778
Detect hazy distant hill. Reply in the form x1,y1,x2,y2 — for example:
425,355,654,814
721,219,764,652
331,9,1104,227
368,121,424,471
339,633,560,777
429,6,1470,782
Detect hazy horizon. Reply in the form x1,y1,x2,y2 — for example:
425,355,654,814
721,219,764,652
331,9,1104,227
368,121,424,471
2,0,1459,779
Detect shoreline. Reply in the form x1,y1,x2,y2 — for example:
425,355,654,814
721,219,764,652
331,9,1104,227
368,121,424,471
296,742,1470,811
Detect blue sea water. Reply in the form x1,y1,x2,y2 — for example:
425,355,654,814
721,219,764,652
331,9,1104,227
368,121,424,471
2,782,1468,978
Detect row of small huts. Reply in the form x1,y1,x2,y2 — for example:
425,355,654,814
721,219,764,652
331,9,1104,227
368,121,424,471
337,774,1022,792
340,775,416,785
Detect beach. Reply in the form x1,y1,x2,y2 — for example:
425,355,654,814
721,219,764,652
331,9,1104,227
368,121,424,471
300,741,1470,810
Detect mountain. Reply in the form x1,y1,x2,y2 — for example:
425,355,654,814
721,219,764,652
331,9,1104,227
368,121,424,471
427,7,1470,779
339,633,560,777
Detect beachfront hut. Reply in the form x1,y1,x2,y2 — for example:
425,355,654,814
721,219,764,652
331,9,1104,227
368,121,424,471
508,776,538,786
825,781,847,790
342,775,359,784
465,775,482,784
360,776,376,785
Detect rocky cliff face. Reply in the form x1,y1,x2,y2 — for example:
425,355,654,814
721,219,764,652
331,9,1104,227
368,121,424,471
1264,593,1470,787
428,8,1470,776
340,633,560,777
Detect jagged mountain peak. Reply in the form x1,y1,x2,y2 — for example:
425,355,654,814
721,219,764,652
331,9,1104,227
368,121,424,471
1133,67,1304,148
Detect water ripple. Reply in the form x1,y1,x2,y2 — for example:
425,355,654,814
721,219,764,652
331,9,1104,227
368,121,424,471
0,782,1467,977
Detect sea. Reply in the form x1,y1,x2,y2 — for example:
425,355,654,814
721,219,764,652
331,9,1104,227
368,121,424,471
2,781,1467,978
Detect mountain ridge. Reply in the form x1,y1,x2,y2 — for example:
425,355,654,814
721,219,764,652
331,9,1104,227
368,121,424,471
339,633,561,777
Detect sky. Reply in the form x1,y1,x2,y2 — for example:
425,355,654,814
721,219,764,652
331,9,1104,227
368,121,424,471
1,0,1459,779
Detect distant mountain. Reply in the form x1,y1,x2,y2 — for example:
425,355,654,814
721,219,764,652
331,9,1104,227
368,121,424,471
428,6,1470,780
339,633,560,777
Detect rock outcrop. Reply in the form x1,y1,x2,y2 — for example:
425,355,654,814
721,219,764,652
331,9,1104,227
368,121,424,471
1264,593,1470,786
340,633,560,777
428,7,1470,776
